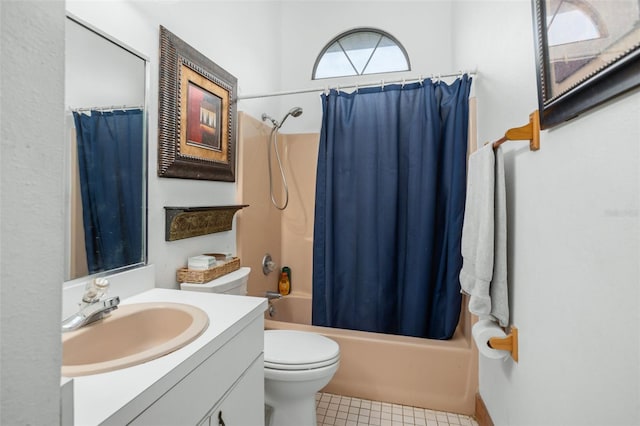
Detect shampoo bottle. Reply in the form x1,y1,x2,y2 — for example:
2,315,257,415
278,272,290,296
282,266,291,289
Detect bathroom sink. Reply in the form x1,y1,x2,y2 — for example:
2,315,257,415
62,302,209,377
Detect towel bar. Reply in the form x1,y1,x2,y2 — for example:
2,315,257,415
492,110,540,151
488,326,518,362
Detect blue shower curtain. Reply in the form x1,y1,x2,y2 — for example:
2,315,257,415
312,75,472,340
73,109,143,274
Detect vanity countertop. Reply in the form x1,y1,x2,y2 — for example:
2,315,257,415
66,288,267,425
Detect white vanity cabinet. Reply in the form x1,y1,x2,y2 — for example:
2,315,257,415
129,318,264,425
69,289,267,426
197,355,264,426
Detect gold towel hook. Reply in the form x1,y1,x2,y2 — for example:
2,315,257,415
492,110,540,151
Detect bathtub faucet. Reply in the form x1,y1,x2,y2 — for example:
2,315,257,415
265,291,281,318
265,291,282,300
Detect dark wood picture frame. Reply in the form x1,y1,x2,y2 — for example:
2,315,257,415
533,0,640,129
158,26,237,181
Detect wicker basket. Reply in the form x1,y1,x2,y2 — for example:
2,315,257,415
177,257,241,283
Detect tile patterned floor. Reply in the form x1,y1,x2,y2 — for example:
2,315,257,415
316,393,479,426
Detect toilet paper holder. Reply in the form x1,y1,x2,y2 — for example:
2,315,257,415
488,326,519,362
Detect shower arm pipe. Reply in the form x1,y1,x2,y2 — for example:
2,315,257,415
234,70,477,101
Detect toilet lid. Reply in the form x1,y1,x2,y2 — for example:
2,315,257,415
264,330,340,371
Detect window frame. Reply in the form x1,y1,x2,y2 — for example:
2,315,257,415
312,27,411,80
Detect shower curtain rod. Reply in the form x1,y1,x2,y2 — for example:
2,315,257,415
235,71,477,101
69,104,143,112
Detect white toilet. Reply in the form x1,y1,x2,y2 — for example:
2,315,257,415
180,267,340,426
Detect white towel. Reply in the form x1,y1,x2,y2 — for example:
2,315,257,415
459,143,509,327
491,146,508,326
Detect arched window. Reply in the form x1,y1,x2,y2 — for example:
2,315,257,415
313,28,410,80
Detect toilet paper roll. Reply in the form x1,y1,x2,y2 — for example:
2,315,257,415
472,319,510,360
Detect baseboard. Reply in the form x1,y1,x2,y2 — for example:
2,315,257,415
475,393,494,426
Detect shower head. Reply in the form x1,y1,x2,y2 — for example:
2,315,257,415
261,107,303,130
288,107,303,117
278,107,303,129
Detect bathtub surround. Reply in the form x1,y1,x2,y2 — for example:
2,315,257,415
237,112,320,297
236,113,285,296
238,94,479,413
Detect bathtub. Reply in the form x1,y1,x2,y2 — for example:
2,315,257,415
264,293,478,415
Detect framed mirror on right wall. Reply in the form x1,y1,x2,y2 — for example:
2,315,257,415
533,0,640,129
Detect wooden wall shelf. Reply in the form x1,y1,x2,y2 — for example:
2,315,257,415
164,205,248,241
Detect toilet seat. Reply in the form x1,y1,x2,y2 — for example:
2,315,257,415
264,330,340,371
264,353,340,371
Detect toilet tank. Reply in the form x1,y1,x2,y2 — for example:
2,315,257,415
180,267,250,295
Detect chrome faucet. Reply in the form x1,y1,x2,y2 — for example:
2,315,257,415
61,278,120,333
264,291,281,318
265,291,282,300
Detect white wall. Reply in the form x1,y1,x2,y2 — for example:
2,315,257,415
261,1,456,134
4,1,637,423
453,1,640,424
64,0,457,288
0,1,65,423
65,17,145,109
66,0,282,288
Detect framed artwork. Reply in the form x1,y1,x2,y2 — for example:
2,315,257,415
158,26,237,181
533,0,640,129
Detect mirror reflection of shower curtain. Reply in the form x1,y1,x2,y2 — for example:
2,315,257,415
312,76,472,340
72,110,143,275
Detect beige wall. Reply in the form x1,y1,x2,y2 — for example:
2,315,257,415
237,111,319,297
237,112,283,296
280,133,319,296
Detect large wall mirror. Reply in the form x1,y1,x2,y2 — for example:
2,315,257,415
64,15,148,282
